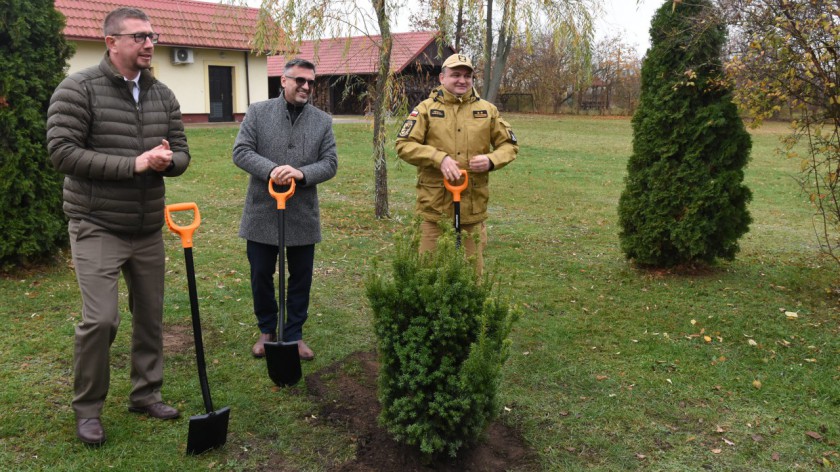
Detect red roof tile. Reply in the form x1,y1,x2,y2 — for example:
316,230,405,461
55,0,262,51
267,31,443,76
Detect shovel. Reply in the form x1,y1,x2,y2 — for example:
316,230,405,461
165,202,231,455
264,178,302,387
443,169,469,249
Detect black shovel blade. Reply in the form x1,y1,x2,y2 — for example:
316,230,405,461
264,341,302,387
186,406,231,455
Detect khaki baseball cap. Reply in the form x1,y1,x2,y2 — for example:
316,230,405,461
442,53,474,71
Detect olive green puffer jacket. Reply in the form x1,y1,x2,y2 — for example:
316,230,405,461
47,54,190,234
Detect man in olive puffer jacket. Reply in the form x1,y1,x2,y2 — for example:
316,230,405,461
46,7,190,447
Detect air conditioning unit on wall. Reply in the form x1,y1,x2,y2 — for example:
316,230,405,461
171,48,194,65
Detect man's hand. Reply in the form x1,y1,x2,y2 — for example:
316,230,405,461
135,139,173,173
270,165,303,185
440,156,462,182
469,154,492,173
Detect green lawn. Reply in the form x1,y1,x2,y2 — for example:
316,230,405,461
0,115,837,471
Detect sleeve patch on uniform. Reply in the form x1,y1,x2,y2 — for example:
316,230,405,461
409,109,419,117
508,128,518,144
473,110,489,118
430,109,445,118
398,119,416,138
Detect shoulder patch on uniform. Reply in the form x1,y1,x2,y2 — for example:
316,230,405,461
473,110,489,118
409,109,419,117
398,119,416,138
508,128,518,144
430,109,445,118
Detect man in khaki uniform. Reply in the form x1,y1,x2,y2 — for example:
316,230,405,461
396,53,518,274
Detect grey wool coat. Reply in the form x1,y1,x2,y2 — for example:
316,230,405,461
233,98,338,247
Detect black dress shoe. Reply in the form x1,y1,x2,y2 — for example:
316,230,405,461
76,417,105,446
128,402,180,419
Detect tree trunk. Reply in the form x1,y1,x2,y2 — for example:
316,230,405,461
483,0,513,104
372,0,391,218
482,0,493,98
455,0,464,51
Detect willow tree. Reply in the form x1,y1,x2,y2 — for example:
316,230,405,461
724,0,840,265
414,0,600,104
246,0,401,219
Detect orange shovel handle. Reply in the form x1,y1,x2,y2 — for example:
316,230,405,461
443,170,469,202
165,202,201,249
268,178,296,209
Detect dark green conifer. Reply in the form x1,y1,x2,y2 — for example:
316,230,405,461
0,0,73,268
618,0,752,267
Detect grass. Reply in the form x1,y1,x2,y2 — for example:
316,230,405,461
1,115,838,471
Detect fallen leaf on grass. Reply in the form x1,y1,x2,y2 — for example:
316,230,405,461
711,448,722,454
806,431,823,441
751,434,764,442
704,335,712,343
635,453,646,460
785,311,799,319
748,339,758,346
715,425,725,433
805,358,817,363
596,375,609,381
771,452,780,461
723,438,736,446
752,380,762,389
822,458,832,467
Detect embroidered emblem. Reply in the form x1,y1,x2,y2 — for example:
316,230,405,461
409,109,419,117
508,129,518,144
473,110,489,118
398,120,416,138
430,109,445,118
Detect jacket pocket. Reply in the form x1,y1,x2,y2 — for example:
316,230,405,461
469,172,489,216
417,173,447,217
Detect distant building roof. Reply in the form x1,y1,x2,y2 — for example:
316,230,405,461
268,31,445,76
55,0,261,51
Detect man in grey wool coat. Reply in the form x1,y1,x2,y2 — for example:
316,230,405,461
233,58,338,361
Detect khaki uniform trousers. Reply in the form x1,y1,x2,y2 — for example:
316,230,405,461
68,219,166,419
419,220,487,276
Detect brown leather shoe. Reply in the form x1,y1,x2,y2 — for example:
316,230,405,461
252,332,276,358
128,402,180,419
298,340,315,361
76,417,105,446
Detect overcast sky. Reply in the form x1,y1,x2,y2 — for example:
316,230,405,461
196,0,661,55
597,0,661,54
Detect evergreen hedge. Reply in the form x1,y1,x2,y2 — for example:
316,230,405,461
366,225,518,458
617,0,752,267
0,0,73,268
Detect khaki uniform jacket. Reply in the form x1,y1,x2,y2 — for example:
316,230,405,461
396,86,518,225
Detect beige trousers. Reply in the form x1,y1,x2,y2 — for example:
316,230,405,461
68,219,166,418
419,220,487,276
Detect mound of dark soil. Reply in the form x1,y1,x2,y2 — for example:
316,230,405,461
306,351,538,471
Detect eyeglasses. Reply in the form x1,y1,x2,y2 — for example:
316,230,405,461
285,76,316,88
111,32,160,44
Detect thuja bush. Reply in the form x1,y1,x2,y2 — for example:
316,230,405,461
617,0,752,267
0,0,73,268
366,225,518,458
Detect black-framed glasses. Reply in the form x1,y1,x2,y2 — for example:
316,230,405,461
285,76,316,88
111,32,160,44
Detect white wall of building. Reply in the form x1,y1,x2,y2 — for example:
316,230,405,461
66,41,267,117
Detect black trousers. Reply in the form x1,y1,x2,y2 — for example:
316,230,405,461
246,240,314,342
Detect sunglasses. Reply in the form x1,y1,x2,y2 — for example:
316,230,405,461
111,32,160,44
285,75,316,88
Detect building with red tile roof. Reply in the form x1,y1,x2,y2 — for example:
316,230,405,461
55,0,269,122
268,32,456,114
